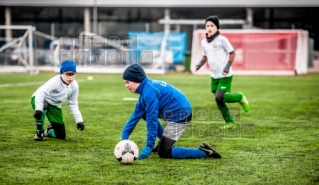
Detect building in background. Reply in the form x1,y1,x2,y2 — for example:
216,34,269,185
0,1,319,50
0,0,318,73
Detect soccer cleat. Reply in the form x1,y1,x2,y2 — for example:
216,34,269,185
34,130,44,141
44,124,53,137
199,142,222,158
239,92,250,112
220,122,236,130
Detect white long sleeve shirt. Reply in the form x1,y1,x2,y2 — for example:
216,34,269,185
32,75,83,123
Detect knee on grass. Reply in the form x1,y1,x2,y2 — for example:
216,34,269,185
158,147,173,158
51,122,66,139
55,133,66,139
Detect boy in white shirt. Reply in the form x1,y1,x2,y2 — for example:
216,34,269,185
31,60,85,141
195,15,250,129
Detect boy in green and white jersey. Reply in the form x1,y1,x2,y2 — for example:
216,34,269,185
31,60,85,141
195,15,250,129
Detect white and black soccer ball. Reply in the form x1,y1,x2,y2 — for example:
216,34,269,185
114,140,139,164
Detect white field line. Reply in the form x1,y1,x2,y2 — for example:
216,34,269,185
123,97,138,101
0,79,86,88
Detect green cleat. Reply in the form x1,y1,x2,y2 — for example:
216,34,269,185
220,122,236,130
239,92,250,112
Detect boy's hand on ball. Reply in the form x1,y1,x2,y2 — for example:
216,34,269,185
76,122,85,131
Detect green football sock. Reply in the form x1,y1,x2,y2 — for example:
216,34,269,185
35,110,47,131
217,103,234,123
223,93,243,103
48,129,56,138
35,122,44,131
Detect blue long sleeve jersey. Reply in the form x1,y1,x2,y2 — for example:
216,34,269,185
121,77,192,149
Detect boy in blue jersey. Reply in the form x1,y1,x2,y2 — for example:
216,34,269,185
121,64,221,159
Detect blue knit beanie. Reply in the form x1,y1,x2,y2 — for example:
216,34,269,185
60,60,77,74
123,64,146,83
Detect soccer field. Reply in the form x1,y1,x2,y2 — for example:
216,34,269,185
0,73,318,184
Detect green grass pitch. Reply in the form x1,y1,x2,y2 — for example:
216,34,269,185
0,72,318,184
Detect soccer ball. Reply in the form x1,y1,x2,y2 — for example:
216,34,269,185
114,140,139,164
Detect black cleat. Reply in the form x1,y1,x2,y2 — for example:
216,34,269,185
199,142,222,158
34,130,44,141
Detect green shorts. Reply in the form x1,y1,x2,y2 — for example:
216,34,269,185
211,76,233,93
31,96,64,124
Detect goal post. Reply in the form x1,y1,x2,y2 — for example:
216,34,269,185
191,29,309,75
0,25,37,74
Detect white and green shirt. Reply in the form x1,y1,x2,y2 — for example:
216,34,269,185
32,75,83,123
201,35,234,79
